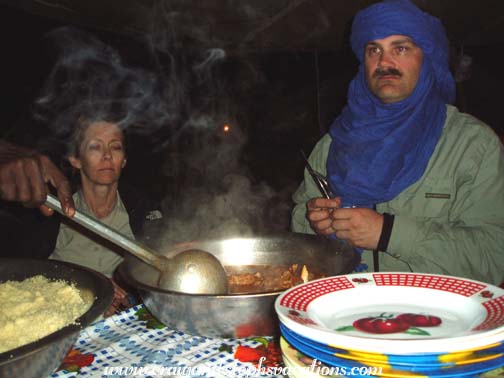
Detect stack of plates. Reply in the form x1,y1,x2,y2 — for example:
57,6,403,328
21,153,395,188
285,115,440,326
274,272,504,377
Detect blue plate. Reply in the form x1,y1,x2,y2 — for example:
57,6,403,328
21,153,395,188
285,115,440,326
280,323,504,377
280,323,504,369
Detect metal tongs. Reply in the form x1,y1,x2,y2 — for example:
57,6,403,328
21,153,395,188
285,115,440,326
301,150,334,199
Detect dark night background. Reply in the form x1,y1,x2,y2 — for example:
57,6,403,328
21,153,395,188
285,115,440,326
1,2,503,238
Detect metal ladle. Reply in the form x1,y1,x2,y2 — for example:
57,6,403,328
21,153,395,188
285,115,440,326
45,194,229,294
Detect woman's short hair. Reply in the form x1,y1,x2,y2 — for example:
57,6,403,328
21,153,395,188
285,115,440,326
67,112,126,158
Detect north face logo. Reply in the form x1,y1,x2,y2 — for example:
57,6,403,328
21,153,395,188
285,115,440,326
145,210,163,220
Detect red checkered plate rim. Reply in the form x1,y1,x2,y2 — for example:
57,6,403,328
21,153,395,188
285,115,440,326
275,272,504,354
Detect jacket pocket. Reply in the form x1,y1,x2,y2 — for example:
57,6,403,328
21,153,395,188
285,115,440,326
389,177,454,219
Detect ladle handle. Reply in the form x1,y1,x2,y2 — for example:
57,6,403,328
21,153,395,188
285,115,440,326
45,194,161,267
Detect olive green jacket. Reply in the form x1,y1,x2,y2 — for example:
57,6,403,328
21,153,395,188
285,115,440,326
292,105,504,285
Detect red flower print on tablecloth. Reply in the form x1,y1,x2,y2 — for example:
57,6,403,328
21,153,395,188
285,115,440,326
233,338,282,368
57,348,94,373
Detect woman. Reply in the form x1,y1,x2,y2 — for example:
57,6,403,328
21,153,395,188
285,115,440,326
49,118,135,316
1,116,163,315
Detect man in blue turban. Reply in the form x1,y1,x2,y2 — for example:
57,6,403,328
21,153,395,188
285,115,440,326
292,0,504,285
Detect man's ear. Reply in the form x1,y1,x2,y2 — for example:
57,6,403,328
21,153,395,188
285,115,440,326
121,158,127,168
68,156,81,169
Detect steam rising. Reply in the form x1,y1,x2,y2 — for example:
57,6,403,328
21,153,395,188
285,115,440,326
34,27,170,138
159,174,278,245
34,5,291,248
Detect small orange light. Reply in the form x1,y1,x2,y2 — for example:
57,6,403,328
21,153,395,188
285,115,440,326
223,124,231,133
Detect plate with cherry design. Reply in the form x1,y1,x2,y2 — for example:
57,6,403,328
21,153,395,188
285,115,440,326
275,272,504,354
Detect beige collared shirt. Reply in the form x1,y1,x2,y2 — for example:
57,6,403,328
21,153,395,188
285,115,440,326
50,190,134,277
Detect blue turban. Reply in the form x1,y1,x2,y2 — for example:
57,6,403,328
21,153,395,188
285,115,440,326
326,0,456,207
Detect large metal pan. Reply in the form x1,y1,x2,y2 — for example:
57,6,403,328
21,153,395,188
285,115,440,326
0,258,114,378
118,232,359,338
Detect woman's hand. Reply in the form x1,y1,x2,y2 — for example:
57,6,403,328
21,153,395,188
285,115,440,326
104,279,130,317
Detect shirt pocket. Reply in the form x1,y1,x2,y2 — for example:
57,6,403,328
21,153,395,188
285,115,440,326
389,177,454,219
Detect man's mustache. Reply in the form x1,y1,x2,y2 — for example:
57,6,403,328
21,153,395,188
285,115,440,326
373,68,402,78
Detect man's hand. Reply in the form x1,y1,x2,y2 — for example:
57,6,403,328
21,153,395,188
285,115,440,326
330,207,383,250
306,197,342,235
0,140,74,216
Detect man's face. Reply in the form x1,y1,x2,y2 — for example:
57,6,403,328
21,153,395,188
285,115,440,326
364,35,423,104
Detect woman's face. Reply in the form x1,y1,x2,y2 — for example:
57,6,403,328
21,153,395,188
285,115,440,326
69,121,126,186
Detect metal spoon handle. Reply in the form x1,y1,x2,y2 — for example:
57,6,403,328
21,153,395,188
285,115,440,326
45,193,161,267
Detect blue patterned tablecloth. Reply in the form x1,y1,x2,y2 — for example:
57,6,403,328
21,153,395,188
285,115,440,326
49,305,285,378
